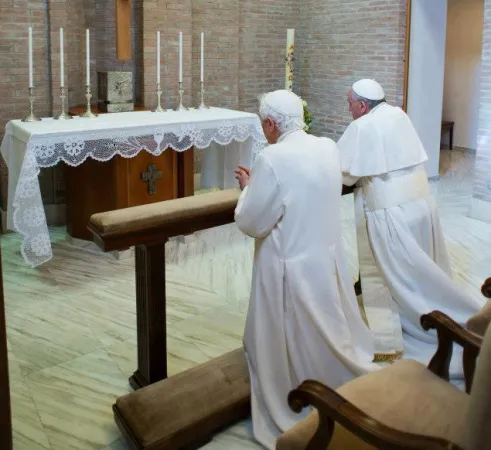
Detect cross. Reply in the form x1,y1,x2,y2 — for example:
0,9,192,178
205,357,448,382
116,0,132,60
141,164,163,195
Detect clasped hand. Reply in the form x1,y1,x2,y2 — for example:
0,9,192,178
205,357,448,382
235,165,250,190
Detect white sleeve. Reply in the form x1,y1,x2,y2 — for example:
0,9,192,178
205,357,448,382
234,153,283,239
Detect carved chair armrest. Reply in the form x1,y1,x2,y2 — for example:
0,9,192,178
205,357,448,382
288,380,464,450
421,311,482,393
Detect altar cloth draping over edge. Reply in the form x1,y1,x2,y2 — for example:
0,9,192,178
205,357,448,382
0,107,266,267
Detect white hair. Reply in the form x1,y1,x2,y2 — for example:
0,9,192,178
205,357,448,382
258,93,305,135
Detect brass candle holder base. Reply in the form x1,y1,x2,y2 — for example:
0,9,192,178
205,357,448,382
22,87,41,122
80,85,98,118
174,82,187,111
198,82,209,110
55,86,73,120
153,83,165,112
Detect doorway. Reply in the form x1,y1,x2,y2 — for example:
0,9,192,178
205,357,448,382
403,0,485,178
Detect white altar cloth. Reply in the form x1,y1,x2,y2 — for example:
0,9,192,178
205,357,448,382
0,107,266,267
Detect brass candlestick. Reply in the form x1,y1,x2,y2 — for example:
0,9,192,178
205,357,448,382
174,82,187,111
55,86,72,120
153,82,165,112
22,87,41,122
80,85,97,118
198,81,209,110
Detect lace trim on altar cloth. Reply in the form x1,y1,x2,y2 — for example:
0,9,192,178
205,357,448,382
4,121,266,267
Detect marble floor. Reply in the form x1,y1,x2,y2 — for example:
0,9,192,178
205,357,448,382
2,149,490,450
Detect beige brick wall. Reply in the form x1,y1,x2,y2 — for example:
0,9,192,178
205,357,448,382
297,0,408,140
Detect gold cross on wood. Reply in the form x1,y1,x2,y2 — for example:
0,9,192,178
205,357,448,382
141,164,163,195
116,0,132,60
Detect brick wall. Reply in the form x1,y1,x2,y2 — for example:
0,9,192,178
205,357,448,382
471,0,491,220
142,0,193,109
297,0,408,140
0,0,51,210
192,0,240,109
238,0,299,112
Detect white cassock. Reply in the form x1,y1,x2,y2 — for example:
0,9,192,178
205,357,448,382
338,102,483,376
235,129,380,450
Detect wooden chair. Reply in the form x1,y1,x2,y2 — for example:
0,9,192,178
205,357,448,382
276,310,491,450
466,277,491,337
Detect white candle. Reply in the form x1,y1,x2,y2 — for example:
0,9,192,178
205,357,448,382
86,29,90,86
157,31,161,83
200,32,204,83
28,27,33,88
60,28,65,88
179,31,183,83
285,28,295,91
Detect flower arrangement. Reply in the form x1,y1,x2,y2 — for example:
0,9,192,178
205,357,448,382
302,99,313,133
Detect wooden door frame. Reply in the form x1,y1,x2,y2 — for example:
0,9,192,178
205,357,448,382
402,0,412,112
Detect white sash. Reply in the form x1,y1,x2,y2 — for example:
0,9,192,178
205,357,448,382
355,166,430,361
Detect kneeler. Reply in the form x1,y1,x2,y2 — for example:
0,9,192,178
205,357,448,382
90,187,365,450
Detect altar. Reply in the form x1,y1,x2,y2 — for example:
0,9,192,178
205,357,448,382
0,107,265,267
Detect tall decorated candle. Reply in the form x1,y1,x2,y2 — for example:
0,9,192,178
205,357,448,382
285,29,295,91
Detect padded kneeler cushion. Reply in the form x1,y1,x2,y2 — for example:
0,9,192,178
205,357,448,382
114,348,251,450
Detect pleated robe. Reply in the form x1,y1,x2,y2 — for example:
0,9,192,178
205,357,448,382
235,130,380,450
338,103,484,376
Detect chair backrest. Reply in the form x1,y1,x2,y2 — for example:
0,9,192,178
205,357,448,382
466,323,491,449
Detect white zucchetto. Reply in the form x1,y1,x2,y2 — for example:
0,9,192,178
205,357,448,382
261,90,303,118
352,79,385,101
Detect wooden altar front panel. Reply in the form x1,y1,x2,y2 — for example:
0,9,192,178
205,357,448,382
65,105,195,241
65,150,185,241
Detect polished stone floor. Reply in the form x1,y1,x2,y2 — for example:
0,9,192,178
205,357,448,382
1,149,490,449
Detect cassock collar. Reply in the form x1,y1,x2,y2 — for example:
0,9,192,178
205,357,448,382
277,129,304,143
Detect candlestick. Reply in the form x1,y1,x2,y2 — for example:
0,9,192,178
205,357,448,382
22,87,41,122
55,86,72,120
86,29,90,86
178,31,183,83
156,31,161,83
200,32,204,83
285,28,295,91
174,81,187,111
60,28,65,88
28,27,33,88
153,82,165,112
80,85,97,118
198,81,208,110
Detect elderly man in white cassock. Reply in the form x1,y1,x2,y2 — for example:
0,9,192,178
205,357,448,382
234,89,380,450
338,78,483,376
